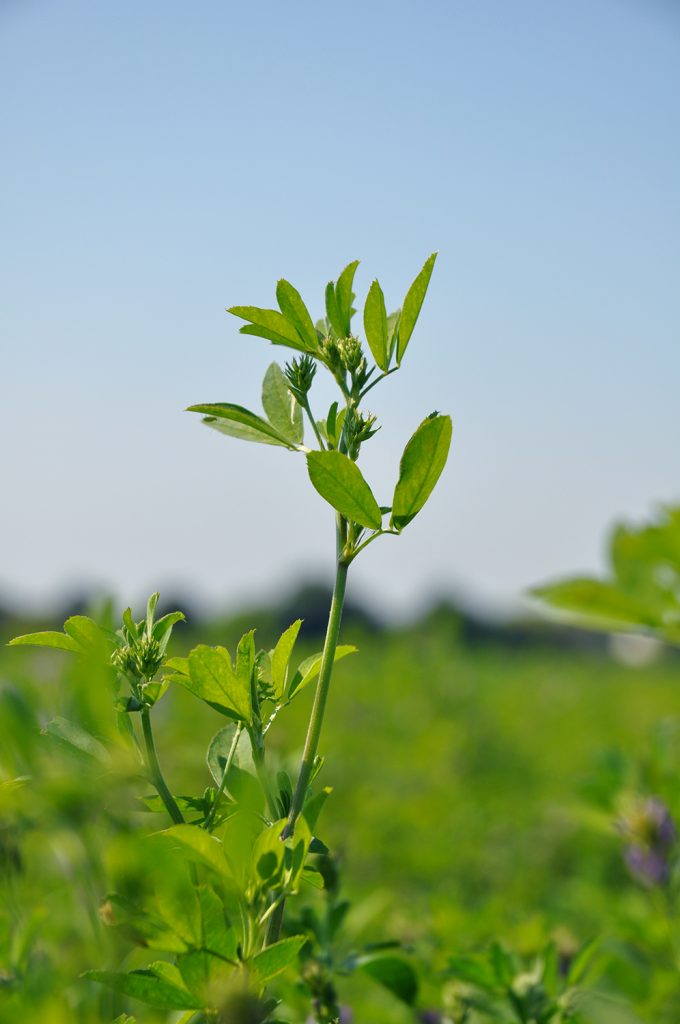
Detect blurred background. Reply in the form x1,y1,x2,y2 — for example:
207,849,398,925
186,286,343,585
2,0,679,621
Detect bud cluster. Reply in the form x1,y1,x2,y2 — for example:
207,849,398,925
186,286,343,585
343,407,379,460
285,354,317,404
112,634,163,681
619,796,677,887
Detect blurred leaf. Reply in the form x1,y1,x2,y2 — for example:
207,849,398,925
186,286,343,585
392,414,452,530
85,963,201,1010
206,724,241,786
363,280,389,371
187,402,299,449
9,631,81,653
197,886,238,961
287,646,357,699
43,717,111,765
276,280,319,352
262,363,303,444
303,786,332,831
531,579,654,630
160,825,230,879
447,955,499,989
356,954,419,1006
307,450,382,530
251,935,306,982
397,252,437,364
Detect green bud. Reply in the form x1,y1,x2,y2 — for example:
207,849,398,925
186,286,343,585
285,353,317,403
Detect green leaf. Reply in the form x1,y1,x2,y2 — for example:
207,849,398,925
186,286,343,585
335,260,360,336
386,310,401,363
43,717,111,765
392,414,452,530
187,403,299,449
275,280,319,352
85,964,201,1010
63,615,107,650
153,611,186,654
447,955,498,989
9,630,81,653
270,619,303,700
160,825,231,879
357,954,419,1006
262,363,304,444
397,252,437,364
303,786,332,832
251,935,306,983
228,306,309,352
198,886,239,961
307,450,382,530
287,645,357,699
325,281,344,338
207,724,241,786
363,279,389,371
531,579,654,631
186,646,252,722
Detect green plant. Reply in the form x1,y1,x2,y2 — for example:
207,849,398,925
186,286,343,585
9,256,452,1022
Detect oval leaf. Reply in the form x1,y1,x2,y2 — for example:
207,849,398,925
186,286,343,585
275,280,319,352
85,965,201,1011
363,279,389,371
357,954,419,1006
335,260,359,336
187,403,298,449
392,414,452,530
307,450,382,530
187,645,252,723
227,306,308,352
251,935,306,983
397,252,437,364
271,619,303,700
262,364,303,444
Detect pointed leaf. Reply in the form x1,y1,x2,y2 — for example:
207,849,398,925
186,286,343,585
363,280,389,371
43,717,111,765
228,306,305,351
307,450,382,529
335,260,360,336
238,322,309,352
325,281,344,337
206,724,241,785
275,280,319,352
392,414,452,530
251,935,306,983
84,965,201,1011
357,954,418,1006
271,619,303,700
9,631,81,653
287,645,357,699
187,403,298,449
262,363,303,444
531,579,654,630
160,825,231,879
397,252,437,364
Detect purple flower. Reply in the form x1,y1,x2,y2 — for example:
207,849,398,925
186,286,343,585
624,845,671,887
339,1009,353,1024
419,1012,442,1024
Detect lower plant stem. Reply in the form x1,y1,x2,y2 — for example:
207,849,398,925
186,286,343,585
140,707,185,826
265,555,349,946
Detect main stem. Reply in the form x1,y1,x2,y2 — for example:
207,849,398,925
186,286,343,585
141,707,185,826
282,555,349,840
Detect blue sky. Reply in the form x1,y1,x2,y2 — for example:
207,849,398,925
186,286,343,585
2,0,679,617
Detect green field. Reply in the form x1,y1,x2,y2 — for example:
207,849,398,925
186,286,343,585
1,603,679,1022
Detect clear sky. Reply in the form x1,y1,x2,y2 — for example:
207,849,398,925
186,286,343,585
2,0,679,618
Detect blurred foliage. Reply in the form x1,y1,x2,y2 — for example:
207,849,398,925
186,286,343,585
2,595,680,1020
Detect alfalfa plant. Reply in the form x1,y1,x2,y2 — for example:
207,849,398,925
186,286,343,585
10,255,452,1022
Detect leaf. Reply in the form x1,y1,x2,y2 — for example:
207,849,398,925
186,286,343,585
335,260,360,336
153,611,186,654
187,402,298,449
447,955,498,989
530,579,655,630
287,645,357,699
262,363,303,444
9,631,81,653
270,619,303,700
85,964,201,1010
206,724,241,785
386,310,401,363
363,280,389,371
228,306,308,352
198,886,239,961
63,615,106,650
397,252,437,364
275,280,319,352
307,450,382,530
303,786,332,831
392,414,452,530
357,954,419,1006
325,281,343,337
186,646,252,722
43,717,111,765
160,825,230,879
251,935,306,983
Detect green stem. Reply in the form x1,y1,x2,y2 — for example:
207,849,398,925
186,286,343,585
283,556,349,836
140,707,184,826
204,723,243,831
303,396,326,450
